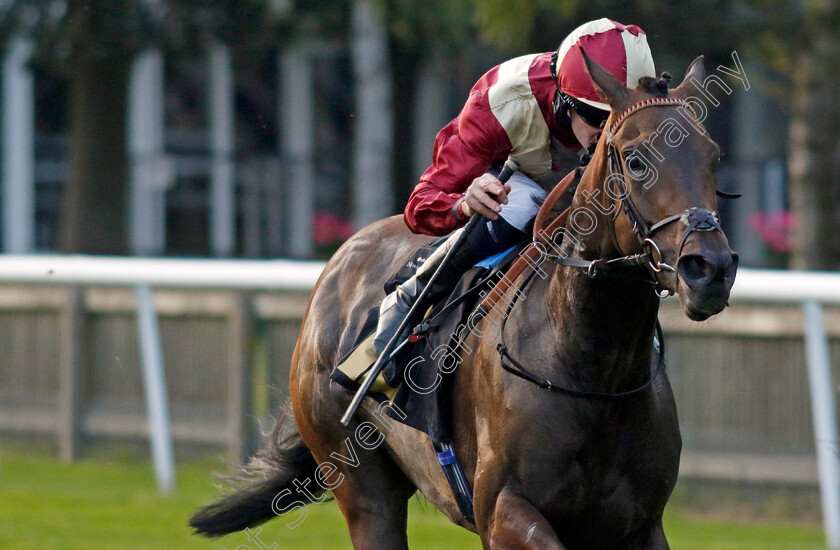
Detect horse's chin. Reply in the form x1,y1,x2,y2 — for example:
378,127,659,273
677,281,732,321
681,301,716,322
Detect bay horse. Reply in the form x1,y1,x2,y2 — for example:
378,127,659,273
191,53,738,549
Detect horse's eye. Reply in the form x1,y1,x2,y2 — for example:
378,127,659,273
626,155,644,172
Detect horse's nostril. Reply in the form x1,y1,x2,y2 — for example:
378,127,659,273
678,251,739,290
724,253,739,282
678,254,715,288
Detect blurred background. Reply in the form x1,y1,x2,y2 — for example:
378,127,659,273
0,1,838,549
0,0,828,266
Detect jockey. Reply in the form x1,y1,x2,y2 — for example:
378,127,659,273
374,18,656,360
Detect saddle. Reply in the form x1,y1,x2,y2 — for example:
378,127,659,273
328,243,527,526
329,240,525,408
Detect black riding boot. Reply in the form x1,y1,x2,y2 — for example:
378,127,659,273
373,217,527,385
373,227,478,357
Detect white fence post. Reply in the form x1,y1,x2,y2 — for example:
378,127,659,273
803,301,840,549
209,43,235,257
350,0,394,229
412,53,448,181
279,46,315,258
136,284,175,492
2,37,35,253
128,49,169,256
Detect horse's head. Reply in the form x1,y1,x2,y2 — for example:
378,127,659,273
579,52,738,321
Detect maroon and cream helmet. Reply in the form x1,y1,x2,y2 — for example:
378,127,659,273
551,18,656,127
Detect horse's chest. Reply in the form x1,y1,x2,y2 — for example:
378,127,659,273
503,399,680,543
566,450,675,516
521,450,676,547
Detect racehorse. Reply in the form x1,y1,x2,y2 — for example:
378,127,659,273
190,52,738,549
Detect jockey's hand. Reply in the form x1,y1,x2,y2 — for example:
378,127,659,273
462,174,511,220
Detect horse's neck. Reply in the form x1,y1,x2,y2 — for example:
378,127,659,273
541,266,659,391
540,155,659,393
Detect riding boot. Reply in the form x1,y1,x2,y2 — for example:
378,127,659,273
374,215,528,386
373,227,480,363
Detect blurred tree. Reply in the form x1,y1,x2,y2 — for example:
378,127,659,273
786,0,840,270
3,0,831,267
376,0,475,203
0,0,268,254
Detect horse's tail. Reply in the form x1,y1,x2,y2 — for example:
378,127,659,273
189,403,322,537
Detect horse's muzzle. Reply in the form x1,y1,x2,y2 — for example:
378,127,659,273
676,246,738,321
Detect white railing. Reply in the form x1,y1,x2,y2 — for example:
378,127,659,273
0,256,835,302
730,269,840,304
728,269,840,549
0,254,324,290
0,256,837,548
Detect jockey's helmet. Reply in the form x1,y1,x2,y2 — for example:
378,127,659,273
551,18,655,128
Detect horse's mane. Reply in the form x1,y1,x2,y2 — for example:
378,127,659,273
637,72,672,97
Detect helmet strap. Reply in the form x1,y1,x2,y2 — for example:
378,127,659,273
554,91,572,128
550,48,568,125
549,49,561,89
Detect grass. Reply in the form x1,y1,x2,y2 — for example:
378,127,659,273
0,449,827,549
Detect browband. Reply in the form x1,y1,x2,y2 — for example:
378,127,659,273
606,97,691,135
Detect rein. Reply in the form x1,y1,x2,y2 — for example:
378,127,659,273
498,321,667,400
489,246,666,400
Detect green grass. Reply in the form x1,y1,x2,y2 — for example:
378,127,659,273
0,450,826,549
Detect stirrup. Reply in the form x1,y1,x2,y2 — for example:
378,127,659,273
333,333,398,400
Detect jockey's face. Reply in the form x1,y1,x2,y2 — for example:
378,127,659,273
570,109,604,150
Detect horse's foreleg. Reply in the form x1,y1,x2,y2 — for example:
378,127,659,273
484,488,566,550
332,475,413,550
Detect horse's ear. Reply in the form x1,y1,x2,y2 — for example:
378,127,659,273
580,47,629,108
674,55,706,94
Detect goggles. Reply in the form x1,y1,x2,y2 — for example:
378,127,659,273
572,101,610,129
555,90,610,129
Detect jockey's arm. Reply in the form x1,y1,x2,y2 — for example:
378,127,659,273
405,107,512,236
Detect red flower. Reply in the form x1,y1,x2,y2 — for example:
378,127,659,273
747,211,795,254
312,212,355,247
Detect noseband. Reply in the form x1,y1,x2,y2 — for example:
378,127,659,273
554,97,724,296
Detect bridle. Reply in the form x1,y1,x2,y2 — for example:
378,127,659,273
551,97,724,297
488,95,730,399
